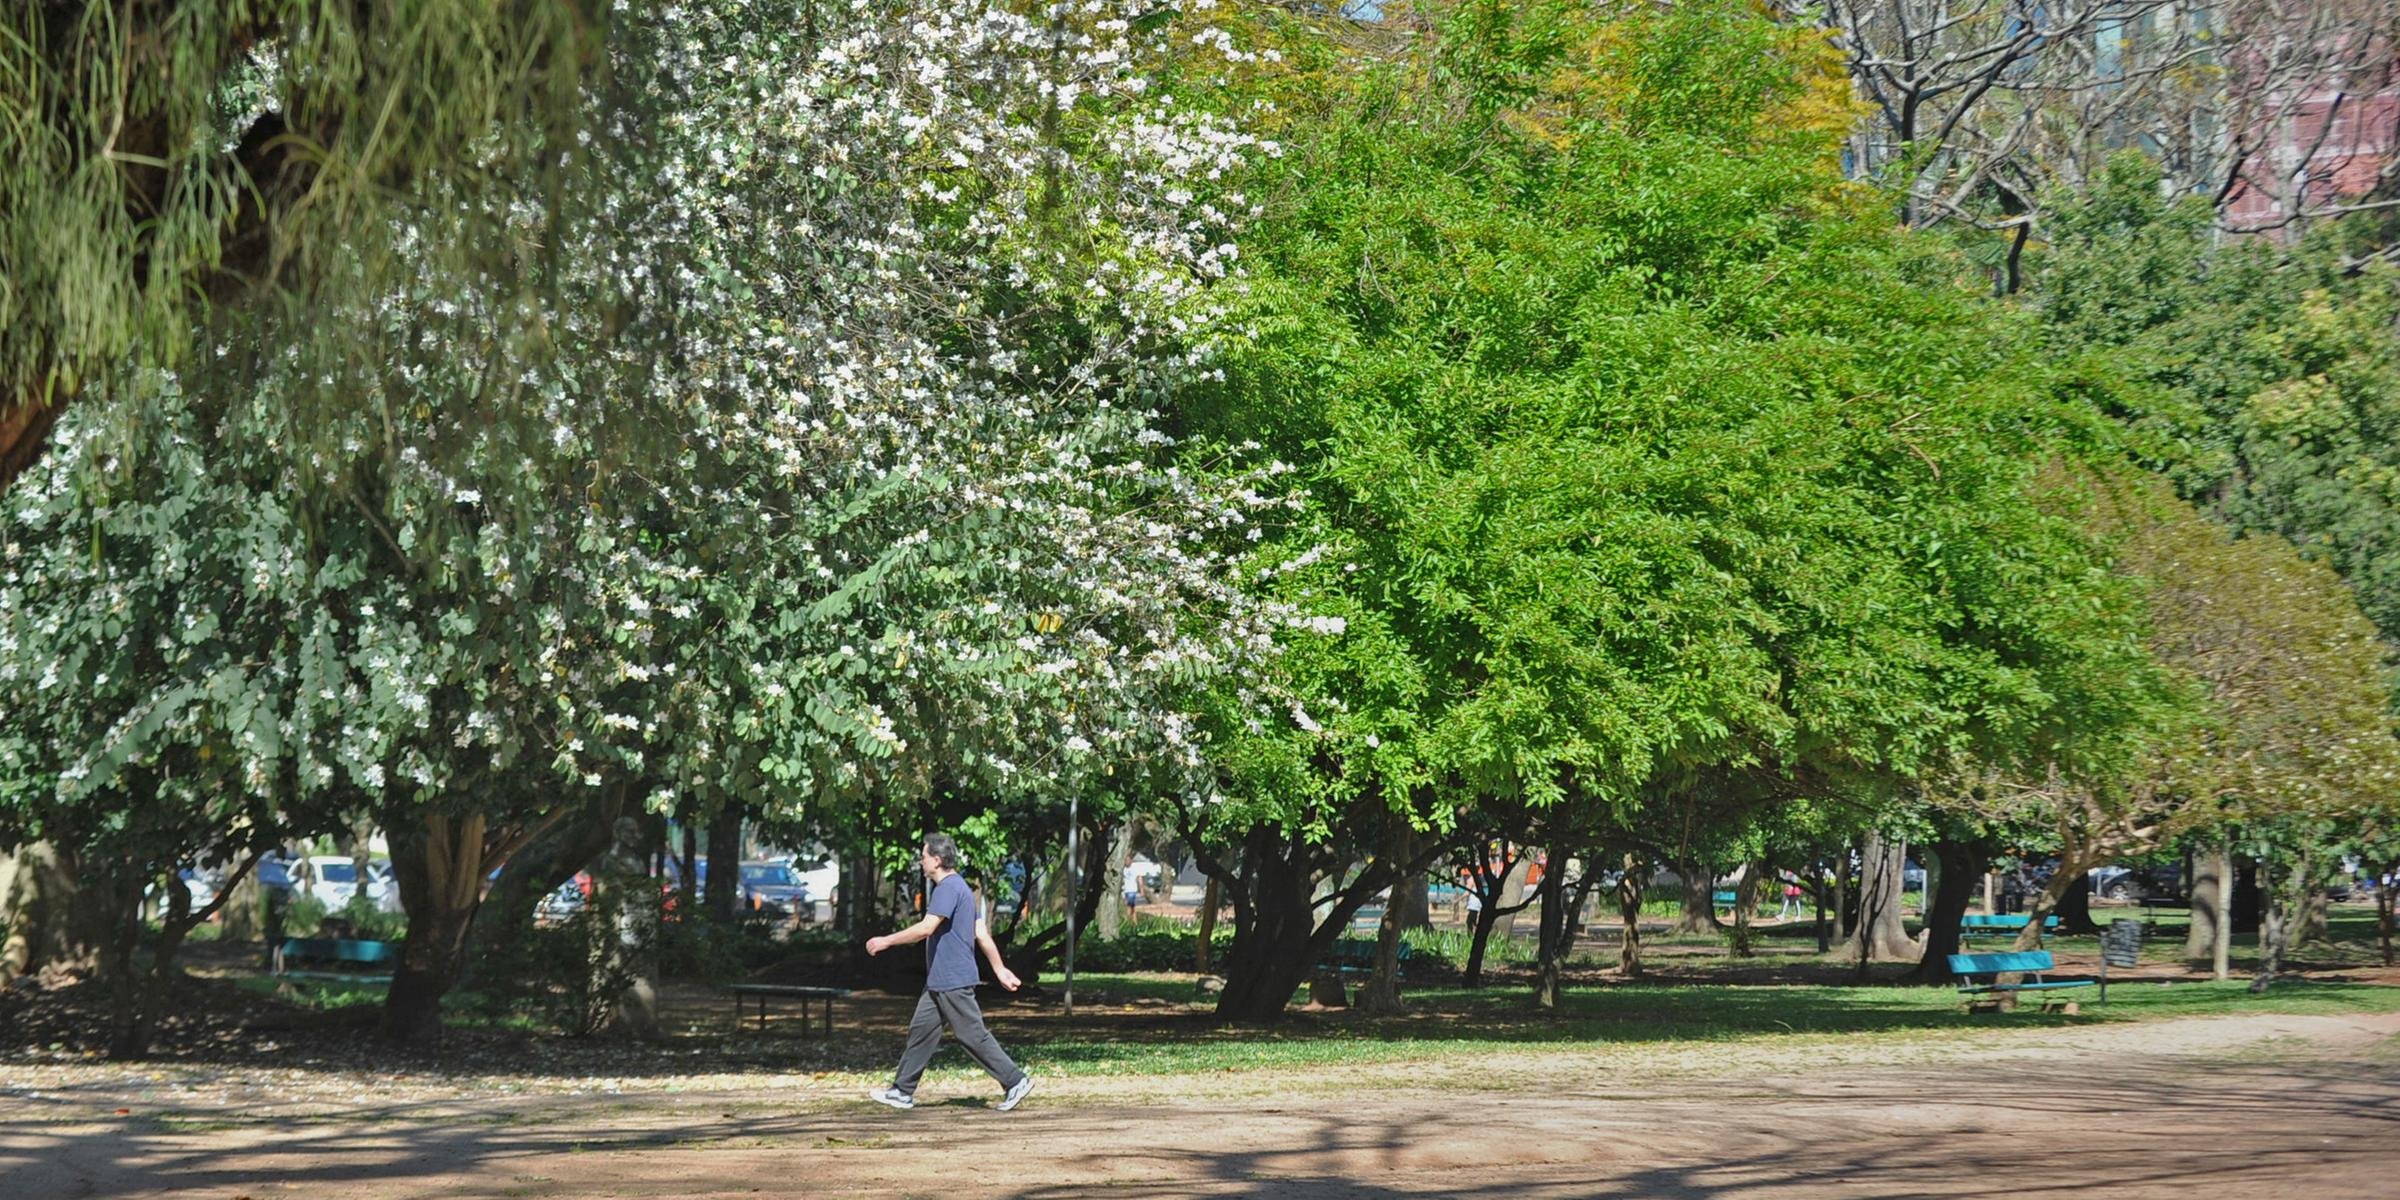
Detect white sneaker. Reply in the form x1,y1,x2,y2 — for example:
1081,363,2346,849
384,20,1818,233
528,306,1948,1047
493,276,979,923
997,1075,1034,1112
867,1086,915,1110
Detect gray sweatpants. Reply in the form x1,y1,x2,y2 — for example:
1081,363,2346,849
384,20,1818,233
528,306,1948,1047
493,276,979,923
891,986,1025,1096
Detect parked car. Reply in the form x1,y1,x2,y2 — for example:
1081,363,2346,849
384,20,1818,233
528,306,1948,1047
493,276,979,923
146,867,219,912
737,860,812,920
257,854,295,899
2092,862,2185,903
788,856,838,909
537,872,592,920
290,855,398,911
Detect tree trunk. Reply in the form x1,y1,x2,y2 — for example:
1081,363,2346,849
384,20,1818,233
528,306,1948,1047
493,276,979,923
706,812,743,922
1982,870,1997,917
1395,871,1431,931
470,804,618,981
1097,822,1133,940
1533,850,1568,1008
1674,857,1715,935
381,811,510,1043
220,867,262,945
1616,853,1647,978
1848,832,1918,968
1492,854,1532,939
2232,858,2262,932
2187,843,2229,963
1729,859,1758,957
2377,863,2394,968
1359,888,1407,1016
0,841,104,983
2299,887,2331,946
97,870,147,1061
116,850,262,1060
1462,888,1503,987
2054,872,2099,934
1904,838,1984,984
2251,856,2288,993
2213,841,2235,980
1833,843,1855,941
1195,876,1220,972
606,815,662,1038
1207,825,1394,1023
1211,840,1328,1021
1359,824,1417,1015
1814,856,1831,953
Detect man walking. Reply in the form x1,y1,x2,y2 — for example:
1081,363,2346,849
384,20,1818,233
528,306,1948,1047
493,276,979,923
865,833,1033,1112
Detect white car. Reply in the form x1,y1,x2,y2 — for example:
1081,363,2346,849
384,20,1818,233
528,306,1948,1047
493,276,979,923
145,868,218,913
290,856,399,911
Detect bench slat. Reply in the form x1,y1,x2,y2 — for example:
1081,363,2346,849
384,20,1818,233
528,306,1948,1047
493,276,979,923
1949,951,2056,974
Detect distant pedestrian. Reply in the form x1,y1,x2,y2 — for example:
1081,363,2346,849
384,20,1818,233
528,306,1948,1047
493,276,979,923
865,833,1033,1113
1778,876,1803,921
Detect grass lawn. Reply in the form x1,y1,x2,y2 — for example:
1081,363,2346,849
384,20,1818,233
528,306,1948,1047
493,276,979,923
1018,968,2400,1078
169,902,2391,1089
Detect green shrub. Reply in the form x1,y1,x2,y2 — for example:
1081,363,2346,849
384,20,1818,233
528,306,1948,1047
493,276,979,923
278,893,330,937
335,894,408,942
1009,914,1230,972
1399,926,1526,970
657,909,795,983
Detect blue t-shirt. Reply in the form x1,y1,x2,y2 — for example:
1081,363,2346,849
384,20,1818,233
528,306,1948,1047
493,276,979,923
924,873,981,992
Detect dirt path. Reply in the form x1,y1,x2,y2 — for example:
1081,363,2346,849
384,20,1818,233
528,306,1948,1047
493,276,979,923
5,1009,2397,1199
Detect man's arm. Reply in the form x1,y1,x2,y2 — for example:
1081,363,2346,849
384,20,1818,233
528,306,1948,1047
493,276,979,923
865,913,944,956
975,925,1022,991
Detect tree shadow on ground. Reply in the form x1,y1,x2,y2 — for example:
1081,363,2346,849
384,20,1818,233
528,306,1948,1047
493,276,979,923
3,1052,2393,1199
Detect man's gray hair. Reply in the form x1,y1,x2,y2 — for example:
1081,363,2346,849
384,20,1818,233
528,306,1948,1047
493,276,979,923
922,832,960,871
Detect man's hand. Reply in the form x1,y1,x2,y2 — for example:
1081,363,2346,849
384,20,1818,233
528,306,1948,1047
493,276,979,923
994,965,1021,991
866,935,890,956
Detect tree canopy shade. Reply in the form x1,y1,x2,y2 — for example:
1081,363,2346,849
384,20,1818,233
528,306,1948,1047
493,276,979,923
1171,0,2169,1017
0,1,604,492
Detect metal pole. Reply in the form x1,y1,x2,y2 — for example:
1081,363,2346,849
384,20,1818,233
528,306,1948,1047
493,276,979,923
1063,792,1079,1018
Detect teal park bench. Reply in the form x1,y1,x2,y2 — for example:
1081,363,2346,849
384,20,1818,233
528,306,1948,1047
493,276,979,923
1712,890,1741,920
273,937,396,984
1323,936,1413,980
1949,951,2092,1012
1958,914,2059,944
725,983,852,1035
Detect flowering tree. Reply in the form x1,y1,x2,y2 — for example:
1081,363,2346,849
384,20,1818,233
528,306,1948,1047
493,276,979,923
1,0,1284,1044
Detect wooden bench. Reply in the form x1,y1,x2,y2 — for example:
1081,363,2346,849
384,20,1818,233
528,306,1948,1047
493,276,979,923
272,937,396,984
1949,951,2091,1012
1957,914,2059,943
726,983,851,1035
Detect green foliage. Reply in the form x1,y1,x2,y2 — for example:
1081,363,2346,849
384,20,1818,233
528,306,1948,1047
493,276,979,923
278,894,330,939
1026,914,1231,973
332,895,409,944
0,1,598,484
2032,155,2400,647
1182,0,2165,857
655,911,801,984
